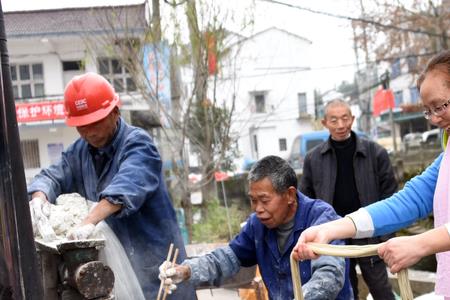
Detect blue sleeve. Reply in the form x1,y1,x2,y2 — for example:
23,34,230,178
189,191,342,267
27,149,75,203
184,246,241,287
367,153,442,236
303,256,346,300
228,218,257,267
302,200,346,298
100,130,162,217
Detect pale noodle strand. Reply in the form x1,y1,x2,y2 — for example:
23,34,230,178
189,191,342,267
290,243,413,300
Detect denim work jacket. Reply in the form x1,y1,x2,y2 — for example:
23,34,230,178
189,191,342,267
28,117,195,299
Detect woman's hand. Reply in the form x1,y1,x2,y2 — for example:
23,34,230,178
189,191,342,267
292,217,357,261
378,235,427,274
292,224,331,261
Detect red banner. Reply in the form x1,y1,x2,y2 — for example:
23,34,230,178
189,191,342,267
205,32,217,75
214,171,229,182
373,88,395,117
16,101,65,123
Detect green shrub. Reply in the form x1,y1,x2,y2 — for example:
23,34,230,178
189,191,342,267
192,198,249,243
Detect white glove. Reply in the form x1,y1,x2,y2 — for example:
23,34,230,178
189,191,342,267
158,261,185,294
30,197,51,218
29,197,52,238
66,223,96,240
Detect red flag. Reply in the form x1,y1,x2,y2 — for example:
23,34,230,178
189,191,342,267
205,32,217,75
373,88,395,116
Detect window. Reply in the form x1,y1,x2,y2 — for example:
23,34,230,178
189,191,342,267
298,92,307,117
407,56,418,73
391,58,401,79
252,134,258,157
20,139,40,169
409,87,419,104
62,61,83,71
254,94,265,113
279,138,287,151
98,58,136,92
394,90,404,107
10,63,45,99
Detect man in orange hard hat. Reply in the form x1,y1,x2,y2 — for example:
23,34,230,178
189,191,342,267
28,72,196,299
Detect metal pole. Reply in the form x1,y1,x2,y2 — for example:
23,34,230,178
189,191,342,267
381,70,397,153
0,2,44,299
220,180,233,241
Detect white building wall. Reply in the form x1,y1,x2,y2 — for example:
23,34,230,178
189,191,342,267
212,28,315,170
9,32,149,181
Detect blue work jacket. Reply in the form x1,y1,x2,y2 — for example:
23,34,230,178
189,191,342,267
229,191,353,300
28,118,195,299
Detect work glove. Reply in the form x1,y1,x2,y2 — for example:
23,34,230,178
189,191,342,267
66,223,96,240
29,197,55,240
158,261,186,294
29,197,51,220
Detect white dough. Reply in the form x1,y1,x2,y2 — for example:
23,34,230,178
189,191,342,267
48,193,89,238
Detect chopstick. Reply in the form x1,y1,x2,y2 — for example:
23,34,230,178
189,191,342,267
156,243,174,300
157,243,180,300
162,248,179,300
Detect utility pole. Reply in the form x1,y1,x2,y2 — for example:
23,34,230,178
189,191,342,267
151,0,162,42
0,2,44,298
353,0,373,134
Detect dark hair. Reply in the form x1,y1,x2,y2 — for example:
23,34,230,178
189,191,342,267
417,50,450,91
247,155,297,194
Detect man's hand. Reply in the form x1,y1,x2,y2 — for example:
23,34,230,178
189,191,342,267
158,261,190,294
29,197,51,219
29,196,53,239
66,223,96,240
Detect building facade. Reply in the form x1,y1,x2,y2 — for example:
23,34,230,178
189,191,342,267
209,27,316,170
5,4,157,182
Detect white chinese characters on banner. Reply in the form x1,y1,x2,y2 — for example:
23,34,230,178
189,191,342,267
15,101,65,123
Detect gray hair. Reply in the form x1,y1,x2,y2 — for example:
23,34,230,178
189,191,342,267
248,155,297,194
323,99,352,118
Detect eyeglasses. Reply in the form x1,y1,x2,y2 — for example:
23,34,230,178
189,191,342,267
423,98,450,119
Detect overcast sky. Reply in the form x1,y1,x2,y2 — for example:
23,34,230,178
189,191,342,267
2,0,359,92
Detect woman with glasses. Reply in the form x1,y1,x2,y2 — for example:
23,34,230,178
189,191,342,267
293,50,450,300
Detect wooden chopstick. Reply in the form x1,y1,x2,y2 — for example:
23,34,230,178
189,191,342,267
156,243,174,300
162,248,179,300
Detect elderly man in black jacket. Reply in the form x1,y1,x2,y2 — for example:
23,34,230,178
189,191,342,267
299,99,398,300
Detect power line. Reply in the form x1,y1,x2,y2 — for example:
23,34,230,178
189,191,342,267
258,0,442,38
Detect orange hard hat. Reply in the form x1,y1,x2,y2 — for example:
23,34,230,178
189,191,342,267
64,72,120,127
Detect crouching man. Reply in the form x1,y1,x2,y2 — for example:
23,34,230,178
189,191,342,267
159,155,353,299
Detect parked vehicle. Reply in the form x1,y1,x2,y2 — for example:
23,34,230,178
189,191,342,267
422,128,441,146
402,132,423,152
390,128,443,182
287,130,368,173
